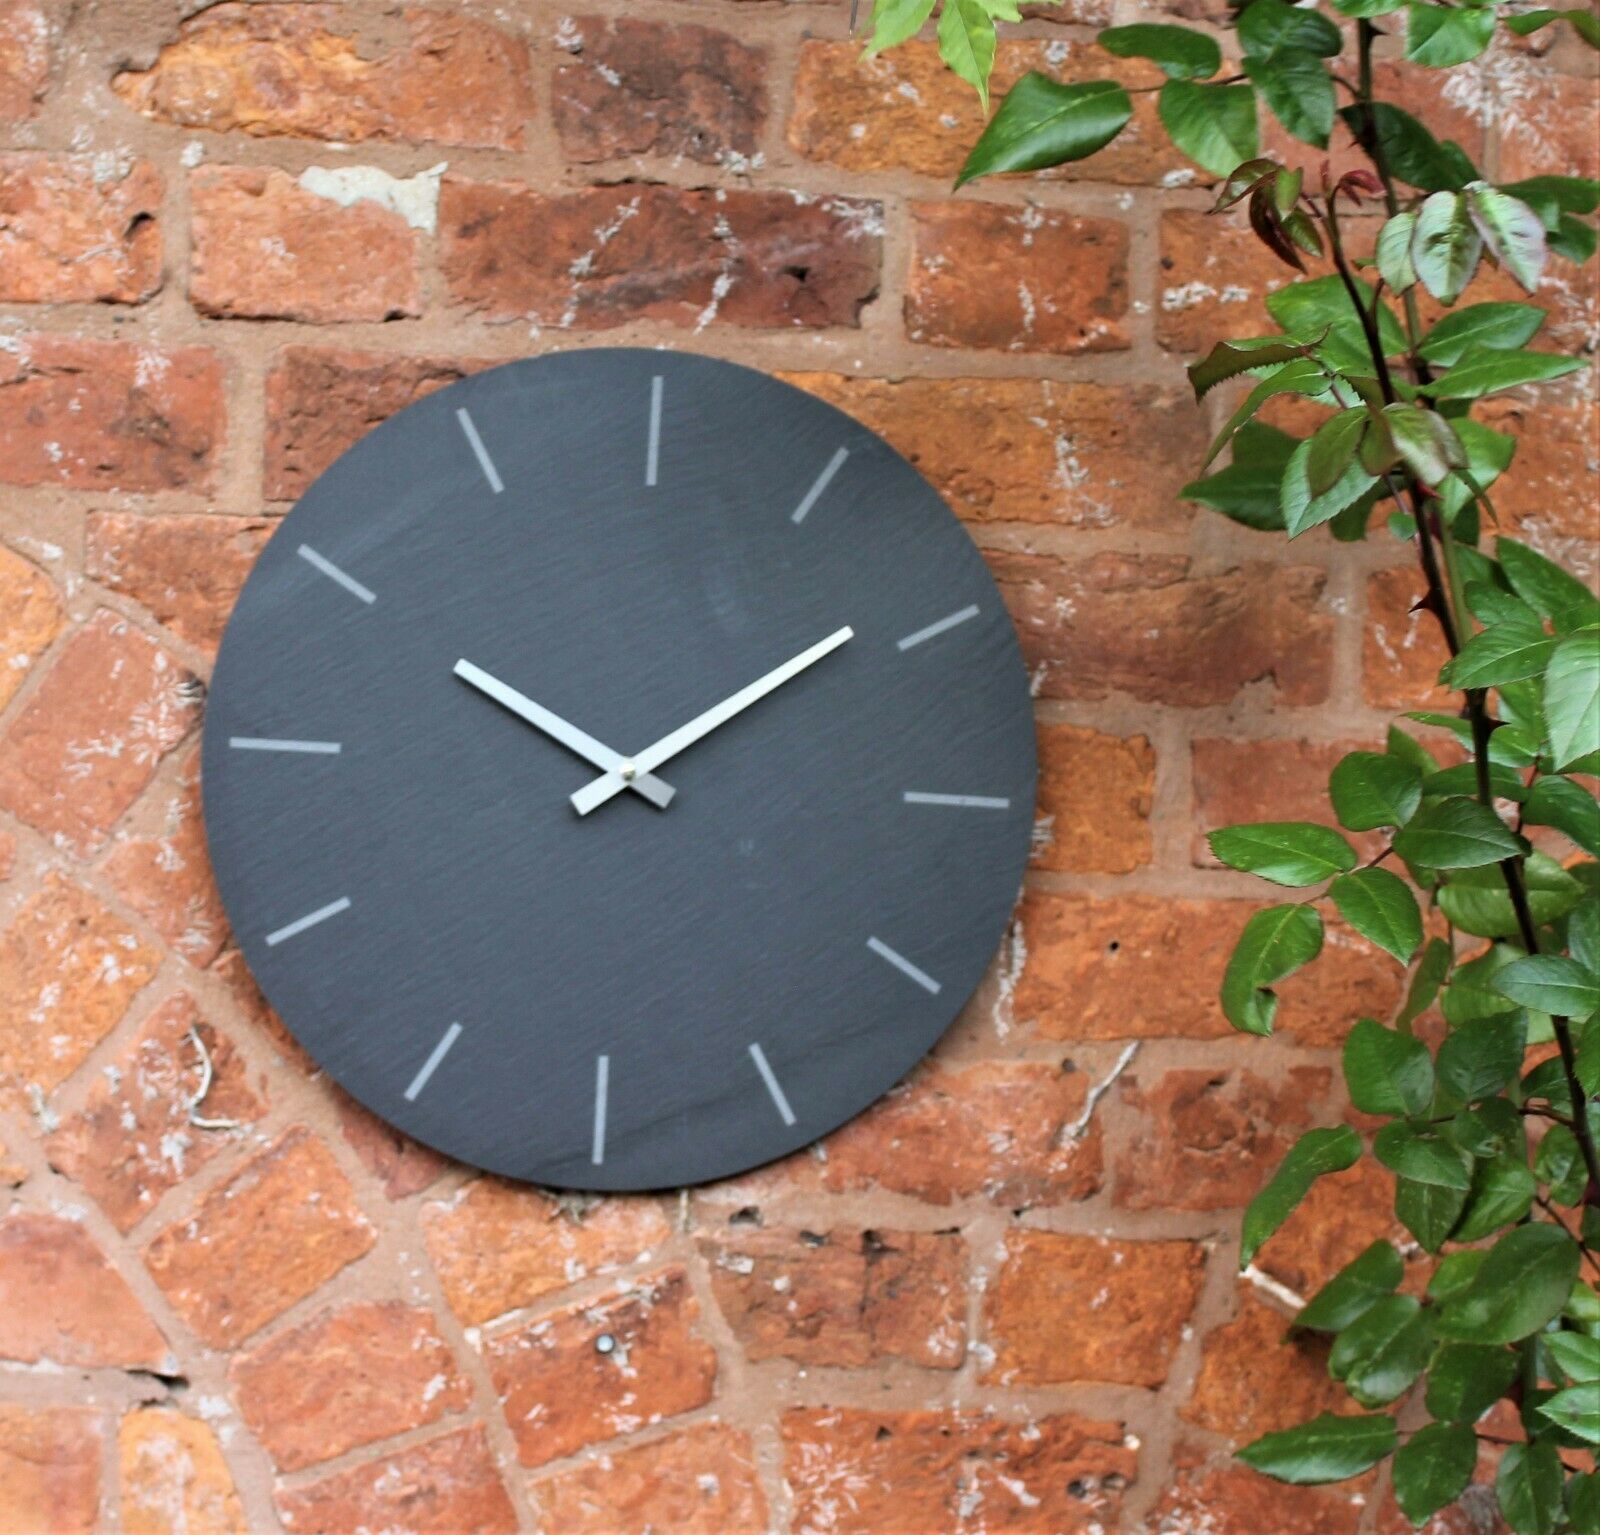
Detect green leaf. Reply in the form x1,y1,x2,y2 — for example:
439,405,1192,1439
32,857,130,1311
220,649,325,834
1546,628,1600,772
1442,944,1528,1028
1437,1014,1528,1106
1429,346,1587,399
1159,80,1259,179
1343,1017,1434,1116
1268,273,1408,355
1399,936,1453,1028
1240,1124,1361,1264
1097,23,1221,80
1430,1251,1487,1303
1505,7,1600,46
1502,174,1600,218
1426,1342,1519,1421
1393,799,1522,870
1466,183,1548,293
1209,822,1357,887
1499,538,1600,630
1186,337,1310,401
1182,423,1297,530
1452,1154,1537,1242
1526,777,1600,858
1281,439,1380,538
1551,209,1598,262
1412,190,1482,304
1340,102,1478,192
1397,1176,1468,1251
1222,902,1325,1036
1237,0,1343,56
1245,48,1334,148
1537,1385,1600,1445
1407,1,1496,66
1375,1123,1473,1189
1296,1241,1404,1332
937,0,998,110
1329,752,1423,832
1535,1123,1587,1202
1440,616,1557,689
1331,870,1423,964
1305,409,1370,496
863,0,938,54
1571,1474,1600,1535
1420,302,1546,366
1571,897,1600,975
1546,1332,1600,1383
1439,854,1586,939
1375,212,1418,292
1200,356,1328,469
1329,1294,1433,1407
957,75,1133,185
1436,1224,1582,1344
1238,1412,1397,1485
1494,954,1600,1020
1497,1441,1565,1535
1381,402,1466,487
1392,1421,1477,1525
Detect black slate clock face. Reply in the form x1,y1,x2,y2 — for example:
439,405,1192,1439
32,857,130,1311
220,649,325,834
203,350,1036,1190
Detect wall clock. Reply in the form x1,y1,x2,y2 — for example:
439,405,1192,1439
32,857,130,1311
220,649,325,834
203,350,1036,1190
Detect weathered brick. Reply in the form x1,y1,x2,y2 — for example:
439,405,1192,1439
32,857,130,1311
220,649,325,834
0,1132,23,1187
144,1126,375,1347
274,1423,517,1535
334,1091,452,1201
86,513,271,654
1158,208,1298,351
532,1421,767,1535
908,200,1130,354
1184,1297,1354,1443
1116,1067,1333,1212
1149,1455,1365,1535
790,40,1187,185
264,347,493,502
440,179,881,330
984,1232,1205,1387
1013,890,1405,1046
0,1406,100,1535
990,551,1333,705
0,1,50,121
1252,1158,1408,1300
1477,396,1600,583
0,545,64,713
1364,565,1452,711
483,1268,715,1467
113,2,532,149
47,992,264,1233
0,156,161,305
0,609,200,856
120,1408,248,1535
102,751,228,966
1034,723,1154,874
230,1300,471,1472
0,1212,171,1369
781,1408,1135,1535
1500,70,1600,182
553,16,766,165
705,1227,965,1369
0,335,223,493
0,873,161,1111
190,166,420,323
781,372,1203,532
420,1180,670,1327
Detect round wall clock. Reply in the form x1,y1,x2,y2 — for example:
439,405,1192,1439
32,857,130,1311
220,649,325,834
203,350,1036,1190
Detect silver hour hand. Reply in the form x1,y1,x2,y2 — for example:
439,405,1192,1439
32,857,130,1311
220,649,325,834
454,659,676,809
569,626,853,816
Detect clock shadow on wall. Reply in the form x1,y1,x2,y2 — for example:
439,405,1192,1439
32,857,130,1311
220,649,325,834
202,349,1037,1192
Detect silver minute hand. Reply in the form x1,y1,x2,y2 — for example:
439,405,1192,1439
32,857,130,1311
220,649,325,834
569,626,854,816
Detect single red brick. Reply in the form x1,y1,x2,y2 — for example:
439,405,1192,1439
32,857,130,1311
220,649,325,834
1500,70,1600,182
1252,1158,1409,1301
985,1231,1205,1387
112,2,532,149
781,1408,1136,1535
420,1179,670,1326
553,16,766,165
119,1408,248,1535
0,155,161,304
1150,1455,1366,1535
1034,723,1155,874
990,550,1334,706
1364,565,1453,711
264,348,495,502
907,200,1130,354
0,609,200,856
144,1126,375,1347
0,873,161,1111
0,1212,172,1370
230,1300,471,1472
0,1,50,122
780,372,1204,532
47,992,265,1233
274,1423,517,1535
483,1267,715,1467
1012,890,1406,1046
440,179,881,330
0,544,64,713
1477,396,1600,584
531,1421,767,1535
704,1227,965,1369
190,166,420,323
1158,208,1299,351
85,512,271,654
1115,1067,1333,1212
333,1091,452,1201
0,334,223,493
0,1406,100,1535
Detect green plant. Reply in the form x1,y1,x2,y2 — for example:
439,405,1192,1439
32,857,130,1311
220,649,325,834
869,1,1600,1525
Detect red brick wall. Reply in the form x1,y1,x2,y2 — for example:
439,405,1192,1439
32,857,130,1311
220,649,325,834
0,3,1595,1532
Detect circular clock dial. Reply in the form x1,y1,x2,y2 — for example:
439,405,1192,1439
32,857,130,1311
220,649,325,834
203,350,1036,1190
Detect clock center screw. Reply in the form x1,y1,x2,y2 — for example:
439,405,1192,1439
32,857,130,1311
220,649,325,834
618,761,637,782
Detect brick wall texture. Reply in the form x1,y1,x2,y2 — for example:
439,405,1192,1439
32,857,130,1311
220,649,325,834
0,2,1595,1532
